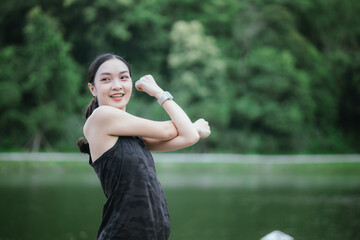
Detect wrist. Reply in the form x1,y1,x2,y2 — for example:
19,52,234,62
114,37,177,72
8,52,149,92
154,89,165,100
157,91,174,105
193,123,200,134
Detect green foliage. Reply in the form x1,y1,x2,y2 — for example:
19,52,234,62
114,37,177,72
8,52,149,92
168,21,231,151
0,0,359,153
235,47,314,152
0,6,82,151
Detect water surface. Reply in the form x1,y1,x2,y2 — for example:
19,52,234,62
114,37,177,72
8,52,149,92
0,158,359,240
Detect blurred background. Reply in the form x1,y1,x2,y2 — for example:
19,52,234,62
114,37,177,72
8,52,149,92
0,0,359,153
0,0,359,239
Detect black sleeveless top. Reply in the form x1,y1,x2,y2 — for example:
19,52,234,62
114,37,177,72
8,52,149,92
89,136,170,240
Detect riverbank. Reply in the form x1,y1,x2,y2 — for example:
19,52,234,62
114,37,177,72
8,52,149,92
0,152,359,164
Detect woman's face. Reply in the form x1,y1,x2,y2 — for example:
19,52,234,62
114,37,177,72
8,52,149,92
89,58,132,111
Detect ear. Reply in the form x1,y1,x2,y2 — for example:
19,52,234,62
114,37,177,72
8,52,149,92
88,83,96,97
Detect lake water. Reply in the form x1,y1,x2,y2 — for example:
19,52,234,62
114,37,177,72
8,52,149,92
0,156,359,240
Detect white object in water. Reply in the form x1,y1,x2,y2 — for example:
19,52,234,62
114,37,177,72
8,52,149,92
260,230,294,240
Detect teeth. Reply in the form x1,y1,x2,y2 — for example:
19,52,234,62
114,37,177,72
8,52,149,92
111,94,124,97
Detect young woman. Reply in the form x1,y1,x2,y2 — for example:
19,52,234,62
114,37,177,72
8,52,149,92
77,53,210,240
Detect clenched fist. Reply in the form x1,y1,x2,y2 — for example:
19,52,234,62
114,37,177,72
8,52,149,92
135,75,164,99
193,119,211,138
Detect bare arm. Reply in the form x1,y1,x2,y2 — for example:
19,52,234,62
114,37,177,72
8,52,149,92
84,74,201,153
135,75,200,151
143,118,211,152
84,106,178,142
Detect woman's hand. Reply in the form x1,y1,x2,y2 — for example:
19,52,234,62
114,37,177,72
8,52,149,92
135,75,164,99
193,119,211,138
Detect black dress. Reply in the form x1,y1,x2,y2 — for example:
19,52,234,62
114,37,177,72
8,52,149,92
89,136,170,240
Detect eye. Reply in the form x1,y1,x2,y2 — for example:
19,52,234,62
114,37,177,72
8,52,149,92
101,78,110,82
120,75,129,80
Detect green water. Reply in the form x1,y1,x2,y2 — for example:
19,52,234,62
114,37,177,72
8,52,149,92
0,160,359,240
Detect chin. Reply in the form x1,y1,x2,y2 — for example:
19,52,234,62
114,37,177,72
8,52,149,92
114,103,127,111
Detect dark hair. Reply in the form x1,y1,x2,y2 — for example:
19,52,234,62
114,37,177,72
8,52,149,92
76,53,131,154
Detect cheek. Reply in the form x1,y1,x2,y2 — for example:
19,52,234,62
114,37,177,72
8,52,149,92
126,82,133,93
93,81,102,92
95,82,109,93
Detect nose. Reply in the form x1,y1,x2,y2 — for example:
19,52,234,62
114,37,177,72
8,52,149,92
111,78,123,90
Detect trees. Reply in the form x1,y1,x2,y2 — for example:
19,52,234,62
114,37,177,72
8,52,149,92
168,21,231,151
0,7,82,151
230,3,317,152
234,47,314,152
0,0,358,153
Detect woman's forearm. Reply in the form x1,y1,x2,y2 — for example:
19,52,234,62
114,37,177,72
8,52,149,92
154,91,199,143
134,75,199,144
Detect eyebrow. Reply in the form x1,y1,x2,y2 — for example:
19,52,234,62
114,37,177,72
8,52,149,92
99,71,129,76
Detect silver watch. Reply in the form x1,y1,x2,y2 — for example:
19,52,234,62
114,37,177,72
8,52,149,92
157,91,173,105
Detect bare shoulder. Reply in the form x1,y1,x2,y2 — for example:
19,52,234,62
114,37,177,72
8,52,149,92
83,106,114,137
84,106,124,132
92,105,124,120
83,106,121,161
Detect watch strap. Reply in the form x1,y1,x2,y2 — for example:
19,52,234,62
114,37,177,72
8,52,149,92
157,91,173,105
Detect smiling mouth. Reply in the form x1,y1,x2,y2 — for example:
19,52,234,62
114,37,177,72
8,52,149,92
110,93,124,98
